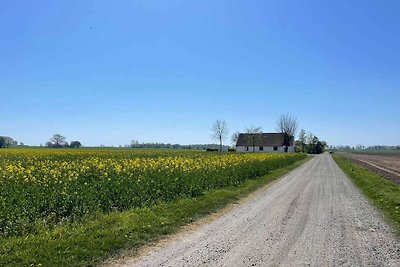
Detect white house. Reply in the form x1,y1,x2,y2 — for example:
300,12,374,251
236,133,295,153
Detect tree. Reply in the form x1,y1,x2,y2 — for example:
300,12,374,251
306,132,314,146
294,140,302,152
231,131,240,146
0,136,16,148
303,134,327,154
49,134,67,148
131,139,140,148
211,120,228,152
0,137,6,148
298,129,307,153
245,125,263,152
70,141,82,148
277,114,298,152
321,141,328,149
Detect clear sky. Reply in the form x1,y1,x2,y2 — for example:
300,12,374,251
1,0,399,147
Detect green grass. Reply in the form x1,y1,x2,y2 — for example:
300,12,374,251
333,154,400,236
0,157,309,267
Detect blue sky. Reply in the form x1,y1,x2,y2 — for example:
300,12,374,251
1,0,399,146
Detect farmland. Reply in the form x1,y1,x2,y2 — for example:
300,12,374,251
0,148,305,238
341,152,400,184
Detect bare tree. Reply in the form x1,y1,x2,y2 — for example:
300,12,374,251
277,114,298,152
211,120,228,152
49,134,67,148
231,131,240,146
245,125,262,134
245,125,263,152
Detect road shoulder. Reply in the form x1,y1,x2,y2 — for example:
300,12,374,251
333,154,400,236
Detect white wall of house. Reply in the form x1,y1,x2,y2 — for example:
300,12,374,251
236,146,295,153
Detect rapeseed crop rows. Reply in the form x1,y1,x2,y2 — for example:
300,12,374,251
0,149,305,237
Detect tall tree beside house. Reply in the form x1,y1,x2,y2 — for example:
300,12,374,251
245,125,263,152
307,131,314,146
231,131,240,146
211,120,228,152
277,114,298,153
298,129,307,152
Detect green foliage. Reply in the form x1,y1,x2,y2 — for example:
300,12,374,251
297,129,307,152
304,136,326,154
0,137,5,148
296,131,327,154
0,136,17,148
333,154,400,236
69,141,82,148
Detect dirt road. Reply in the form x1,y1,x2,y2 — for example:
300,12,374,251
119,154,399,266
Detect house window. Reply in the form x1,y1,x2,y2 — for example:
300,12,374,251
259,147,263,151
245,147,249,151
273,147,278,151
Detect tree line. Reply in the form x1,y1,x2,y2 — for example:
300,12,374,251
0,134,83,149
329,145,400,151
128,140,229,150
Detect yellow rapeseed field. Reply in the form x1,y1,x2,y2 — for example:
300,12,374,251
0,148,305,237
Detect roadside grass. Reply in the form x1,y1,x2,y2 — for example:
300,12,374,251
0,157,309,267
333,154,400,236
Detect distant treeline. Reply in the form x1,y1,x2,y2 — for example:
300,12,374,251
0,135,230,150
329,145,400,151
128,140,229,150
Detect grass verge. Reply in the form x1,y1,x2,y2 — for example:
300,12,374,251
0,157,309,267
333,154,400,236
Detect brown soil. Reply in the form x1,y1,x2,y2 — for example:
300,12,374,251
342,153,400,184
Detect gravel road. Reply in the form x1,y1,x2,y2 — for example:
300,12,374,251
120,154,400,266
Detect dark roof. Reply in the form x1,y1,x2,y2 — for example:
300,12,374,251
236,133,294,147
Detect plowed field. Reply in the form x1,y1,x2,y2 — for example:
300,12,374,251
342,152,400,184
